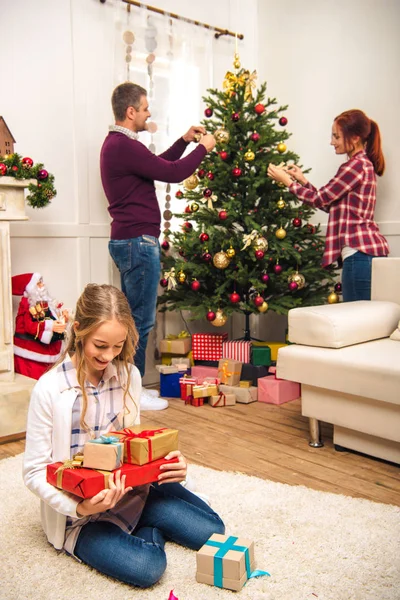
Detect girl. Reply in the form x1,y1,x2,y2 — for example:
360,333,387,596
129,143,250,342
23,284,224,588
268,109,389,302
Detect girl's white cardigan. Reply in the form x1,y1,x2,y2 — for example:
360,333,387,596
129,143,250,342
23,363,142,550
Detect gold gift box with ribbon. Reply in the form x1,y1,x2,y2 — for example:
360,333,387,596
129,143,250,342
104,425,179,466
192,384,218,398
218,359,242,386
160,331,191,355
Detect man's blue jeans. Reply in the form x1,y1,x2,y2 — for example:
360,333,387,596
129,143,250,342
74,482,225,588
109,235,161,377
342,251,374,302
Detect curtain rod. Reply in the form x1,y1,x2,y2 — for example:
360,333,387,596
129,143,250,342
100,0,244,40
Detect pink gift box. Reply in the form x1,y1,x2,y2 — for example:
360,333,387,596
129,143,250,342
258,376,300,405
191,366,219,383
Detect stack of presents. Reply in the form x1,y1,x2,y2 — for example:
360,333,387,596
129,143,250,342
156,331,301,407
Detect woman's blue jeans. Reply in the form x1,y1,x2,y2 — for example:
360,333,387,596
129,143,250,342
74,482,225,588
109,235,161,377
342,251,374,302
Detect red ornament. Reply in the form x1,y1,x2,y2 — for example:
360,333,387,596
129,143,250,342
199,232,209,243
160,278,168,288
22,157,34,168
279,116,288,126
204,108,213,117
334,282,342,293
230,292,241,303
202,252,212,262
232,167,242,177
218,210,228,220
255,250,265,260
184,205,191,214
175,190,183,198
183,222,192,232
206,171,215,181
198,169,206,178
203,188,212,198
305,223,315,234
292,217,302,228
255,103,265,115
191,280,201,292
254,295,264,307
273,264,283,275
0,163,7,176
219,151,229,161
161,240,170,250
231,112,240,122
37,169,48,181
11,166,18,172
206,311,216,322
250,132,260,142
289,281,298,291
260,273,270,284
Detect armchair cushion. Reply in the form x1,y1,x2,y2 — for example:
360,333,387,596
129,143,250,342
288,301,400,349
390,321,400,341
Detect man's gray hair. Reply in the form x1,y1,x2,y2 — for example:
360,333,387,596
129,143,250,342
111,82,147,121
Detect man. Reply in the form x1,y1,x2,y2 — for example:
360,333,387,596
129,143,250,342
100,82,216,410
12,272,68,379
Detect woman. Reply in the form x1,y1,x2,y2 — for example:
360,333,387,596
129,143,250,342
268,109,389,301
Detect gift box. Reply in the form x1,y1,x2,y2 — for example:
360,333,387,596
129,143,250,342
160,332,191,355
222,340,251,363
155,364,180,374
240,363,269,386
186,397,204,407
218,359,242,386
83,435,124,471
192,384,218,398
219,384,257,404
196,534,255,592
105,425,178,465
179,375,197,401
239,380,252,388
160,371,186,398
252,341,287,362
47,456,179,499
258,375,300,405
192,333,228,361
161,351,193,366
193,360,219,367
191,365,219,383
251,345,272,367
209,392,236,407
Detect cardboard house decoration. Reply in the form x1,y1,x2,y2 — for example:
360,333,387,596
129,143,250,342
0,117,16,156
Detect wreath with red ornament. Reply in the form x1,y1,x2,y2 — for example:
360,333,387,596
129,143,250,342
0,153,56,208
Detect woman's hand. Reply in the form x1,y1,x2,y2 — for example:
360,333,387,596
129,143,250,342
286,164,308,185
267,164,293,187
158,450,187,485
76,470,132,517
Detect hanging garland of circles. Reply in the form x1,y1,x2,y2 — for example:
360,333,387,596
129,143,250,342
162,18,174,246
0,153,56,208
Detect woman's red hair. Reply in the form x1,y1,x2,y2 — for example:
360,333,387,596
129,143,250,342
335,109,385,176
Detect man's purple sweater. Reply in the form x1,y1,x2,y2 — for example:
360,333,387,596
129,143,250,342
100,132,207,240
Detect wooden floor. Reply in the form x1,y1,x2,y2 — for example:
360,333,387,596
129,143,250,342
2,397,399,506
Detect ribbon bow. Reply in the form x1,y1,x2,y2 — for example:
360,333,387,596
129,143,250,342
220,361,232,382
92,435,120,445
214,392,226,407
242,69,257,100
55,453,84,474
223,71,247,96
164,267,177,290
241,230,260,250
112,428,166,441
166,330,190,340
200,193,218,210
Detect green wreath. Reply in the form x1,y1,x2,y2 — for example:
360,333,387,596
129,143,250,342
0,153,56,208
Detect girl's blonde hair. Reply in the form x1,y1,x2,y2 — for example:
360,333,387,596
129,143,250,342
59,284,139,432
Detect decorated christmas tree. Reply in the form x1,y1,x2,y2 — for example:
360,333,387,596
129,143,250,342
158,55,338,330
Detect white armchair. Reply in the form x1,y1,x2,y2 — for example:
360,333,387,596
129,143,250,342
277,258,400,464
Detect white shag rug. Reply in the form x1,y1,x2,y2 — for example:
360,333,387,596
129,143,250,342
1,454,399,600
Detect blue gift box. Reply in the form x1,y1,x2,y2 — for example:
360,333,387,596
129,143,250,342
160,370,188,398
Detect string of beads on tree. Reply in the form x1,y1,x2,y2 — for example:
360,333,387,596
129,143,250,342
0,153,56,208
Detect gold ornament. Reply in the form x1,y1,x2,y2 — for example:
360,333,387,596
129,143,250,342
226,246,236,259
288,272,306,290
327,292,339,304
277,197,286,209
257,301,269,313
277,143,287,153
213,251,230,270
183,174,199,190
214,128,230,145
190,202,199,212
210,309,228,327
178,271,186,284
233,53,241,70
275,227,287,240
193,133,202,143
254,236,268,252
244,150,255,162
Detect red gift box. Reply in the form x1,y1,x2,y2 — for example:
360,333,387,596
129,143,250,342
192,333,228,361
179,376,197,401
222,340,251,363
46,457,179,499
185,396,204,407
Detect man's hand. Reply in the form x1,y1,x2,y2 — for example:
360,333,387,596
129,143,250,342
199,134,216,152
182,126,206,143
76,471,132,517
158,450,187,485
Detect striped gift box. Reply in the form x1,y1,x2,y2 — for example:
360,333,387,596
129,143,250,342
222,340,251,363
192,333,228,361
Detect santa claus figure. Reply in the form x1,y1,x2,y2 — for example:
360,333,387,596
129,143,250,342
12,273,69,380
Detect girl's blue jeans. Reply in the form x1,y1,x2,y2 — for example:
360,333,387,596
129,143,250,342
74,482,225,588
342,251,374,302
109,235,161,378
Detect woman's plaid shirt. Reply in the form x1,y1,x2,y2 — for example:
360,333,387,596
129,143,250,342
289,151,389,266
